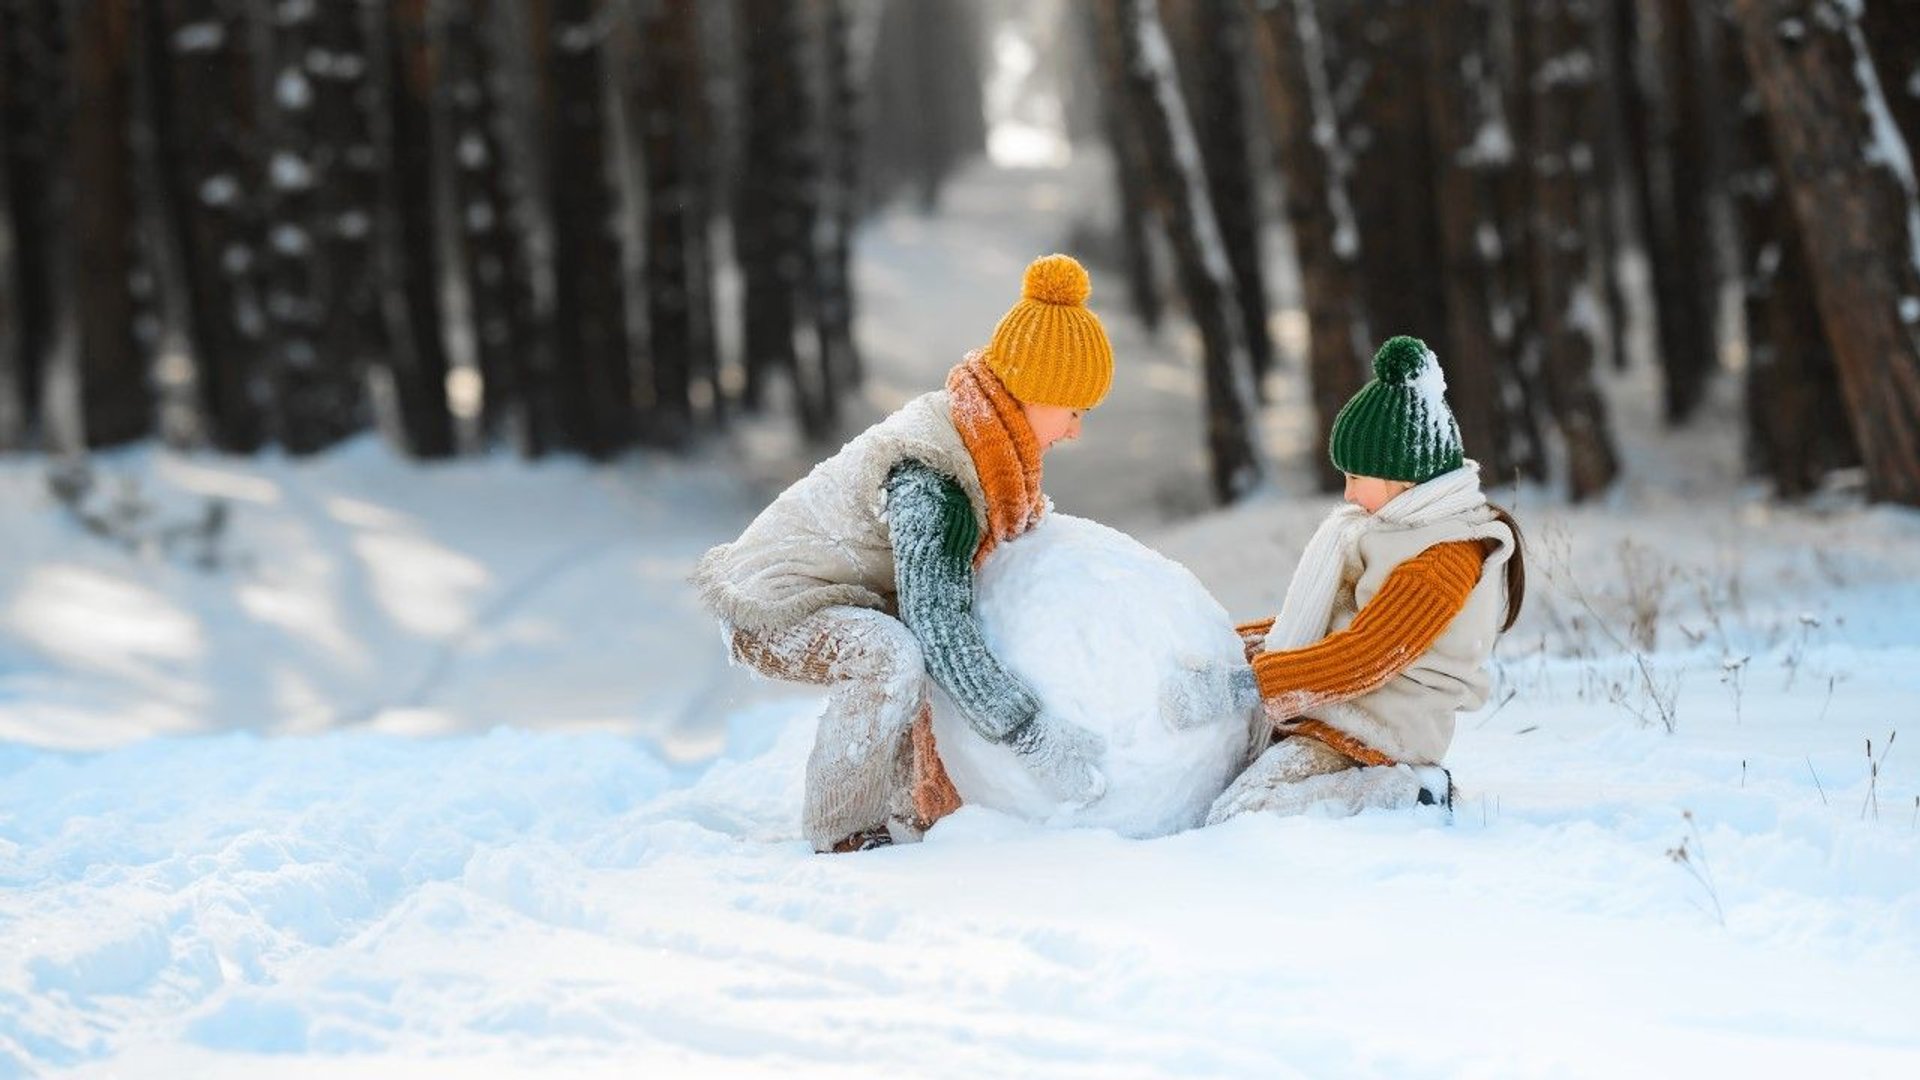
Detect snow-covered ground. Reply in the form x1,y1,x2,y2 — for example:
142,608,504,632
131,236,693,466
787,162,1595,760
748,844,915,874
6,152,1920,1076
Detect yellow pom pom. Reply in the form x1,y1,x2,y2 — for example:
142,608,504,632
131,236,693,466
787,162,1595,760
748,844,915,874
1021,253,1091,307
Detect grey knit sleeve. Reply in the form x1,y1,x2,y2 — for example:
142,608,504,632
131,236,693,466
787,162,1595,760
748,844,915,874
885,460,1040,742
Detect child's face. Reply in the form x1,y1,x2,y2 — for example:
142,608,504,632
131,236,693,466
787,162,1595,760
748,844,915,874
1344,473,1414,514
1021,402,1085,453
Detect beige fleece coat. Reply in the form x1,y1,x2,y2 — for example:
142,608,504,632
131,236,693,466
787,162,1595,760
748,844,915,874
1313,510,1516,765
692,390,989,634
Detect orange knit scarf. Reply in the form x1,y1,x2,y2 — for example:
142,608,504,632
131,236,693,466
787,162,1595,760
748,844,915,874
947,351,1047,566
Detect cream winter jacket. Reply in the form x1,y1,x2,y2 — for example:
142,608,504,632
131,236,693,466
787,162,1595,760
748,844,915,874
692,390,989,634
1311,509,1516,765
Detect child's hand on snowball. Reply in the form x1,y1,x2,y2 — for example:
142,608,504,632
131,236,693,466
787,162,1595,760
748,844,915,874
1161,657,1259,731
1007,713,1108,806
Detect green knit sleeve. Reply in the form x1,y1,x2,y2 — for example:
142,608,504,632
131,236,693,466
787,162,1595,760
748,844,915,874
885,460,1040,742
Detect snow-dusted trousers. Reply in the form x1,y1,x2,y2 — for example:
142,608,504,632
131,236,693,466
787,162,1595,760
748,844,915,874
1206,735,1444,824
729,606,962,851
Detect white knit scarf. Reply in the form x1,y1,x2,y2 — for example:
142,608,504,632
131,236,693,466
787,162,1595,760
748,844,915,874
1263,460,1488,655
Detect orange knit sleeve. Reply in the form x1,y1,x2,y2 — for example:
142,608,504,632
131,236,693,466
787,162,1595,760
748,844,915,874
1235,616,1276,658
1250,540,1486,720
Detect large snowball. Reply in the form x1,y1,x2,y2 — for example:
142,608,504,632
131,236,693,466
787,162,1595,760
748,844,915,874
929,513,1251,838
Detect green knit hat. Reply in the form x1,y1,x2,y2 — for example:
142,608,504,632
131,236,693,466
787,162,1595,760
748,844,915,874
1328,335,1465,483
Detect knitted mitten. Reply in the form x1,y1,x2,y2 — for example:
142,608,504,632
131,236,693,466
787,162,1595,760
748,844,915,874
886,461,1040,739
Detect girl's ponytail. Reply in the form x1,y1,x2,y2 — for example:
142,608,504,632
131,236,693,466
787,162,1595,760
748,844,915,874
1487,503,1526,632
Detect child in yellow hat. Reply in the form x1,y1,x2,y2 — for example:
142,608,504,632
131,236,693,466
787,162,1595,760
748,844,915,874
695,254,1116,852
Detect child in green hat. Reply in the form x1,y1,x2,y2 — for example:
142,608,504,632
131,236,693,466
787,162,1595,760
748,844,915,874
1209,335,1527,821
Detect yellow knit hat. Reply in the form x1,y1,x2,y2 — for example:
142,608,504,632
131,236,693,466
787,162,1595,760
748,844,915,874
984,254,1114,409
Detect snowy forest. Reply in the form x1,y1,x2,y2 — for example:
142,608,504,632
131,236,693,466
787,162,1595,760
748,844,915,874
3,2,1920,1077
4,0,1917,504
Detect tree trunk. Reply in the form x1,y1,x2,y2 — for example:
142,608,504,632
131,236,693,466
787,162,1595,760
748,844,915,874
1245,0,1371,491
1732,0,1920,506
1098,0,1267,503
1172,0,1275,387
433,0,541,452
1330,0,1450,355
302,1,395,443
381,0,455,458
1421,0,1547,483
1520,0,1620,500
1720,4,1855,496
69,0,150,449
816,0,864,400
149,0,267,452
1085,2,1163,336
254,1,364,453
545,0,636,457
680,0,723,428
635,0,695,447
1859,0,1920,156
0,8,23,449
1586,0,1632,374
1,0,61,448
735,0,830,438
1646,0,1722,422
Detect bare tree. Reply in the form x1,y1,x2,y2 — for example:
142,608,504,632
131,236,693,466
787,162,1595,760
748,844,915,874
1327,0,1449,356
253,0,367,452
865,0,987,214
147,0,268,452
1719,4,1854,496
545,0,637,457
432,0,541,451
632,0,699,446
1646,0,1722,423
69,0,150,449
381,0,457,457
1246,0,1371,491
0,8,24,448
1859,0,1920,155
1422,0,1547,482
1084,2,1164,335
735,0,832,438
1519,0,1619,500
1098,0,1267,502
814,0,864,401
1,0,60,449
1167,0,1275,386
1732,0,1920,506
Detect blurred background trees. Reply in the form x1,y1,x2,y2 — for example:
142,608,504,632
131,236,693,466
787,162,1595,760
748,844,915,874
1,0,1916,507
